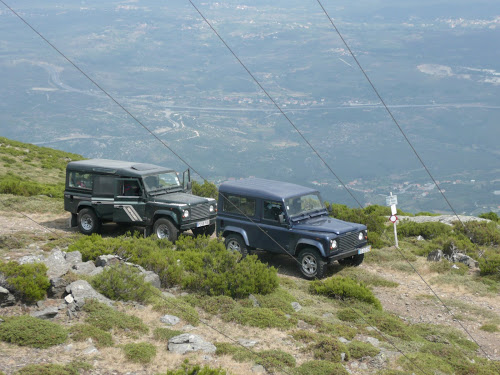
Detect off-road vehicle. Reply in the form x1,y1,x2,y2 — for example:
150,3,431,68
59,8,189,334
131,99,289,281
64,159,216,242
216,178,370,279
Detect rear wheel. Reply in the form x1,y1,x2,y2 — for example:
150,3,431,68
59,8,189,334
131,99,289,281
192,224,215,237
153,218,179,243
338,253,364,267
225,234,248,258
298,248,326,279
78,208,101,235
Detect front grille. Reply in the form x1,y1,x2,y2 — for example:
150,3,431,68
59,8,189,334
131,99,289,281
191,203,210,221
338,231,363,252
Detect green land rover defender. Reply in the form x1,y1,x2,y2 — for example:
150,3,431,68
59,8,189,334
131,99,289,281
64,159,216,242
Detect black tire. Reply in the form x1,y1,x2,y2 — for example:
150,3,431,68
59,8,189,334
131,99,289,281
298,248,326,279
338,253,364,267
77,208,101,235
192,224,215,237
225,234,248,257
153,218,179,243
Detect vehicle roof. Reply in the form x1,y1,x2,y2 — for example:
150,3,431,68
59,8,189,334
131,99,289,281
219,178,319,201
66,159,173,177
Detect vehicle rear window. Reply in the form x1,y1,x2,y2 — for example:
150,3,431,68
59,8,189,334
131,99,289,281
222,194,256,217
93,175,114,197
68,171,93,190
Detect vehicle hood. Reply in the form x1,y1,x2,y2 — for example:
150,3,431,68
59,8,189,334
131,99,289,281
292,216,365,235
151,192,211,206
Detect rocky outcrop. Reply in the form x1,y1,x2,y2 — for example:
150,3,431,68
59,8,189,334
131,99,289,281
65,280,113,310
399,215,490,226
167,334,216,354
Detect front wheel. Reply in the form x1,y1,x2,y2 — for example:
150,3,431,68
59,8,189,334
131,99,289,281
298,248,326,279
192,224,215,237
338,253,364,267
153,218,179,243
225,234,248,257
78,208,101,235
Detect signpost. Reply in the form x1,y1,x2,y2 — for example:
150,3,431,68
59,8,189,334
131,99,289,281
386,192,399,248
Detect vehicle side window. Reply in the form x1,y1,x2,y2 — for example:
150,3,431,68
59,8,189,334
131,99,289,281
263,201,283,222
93,176,115,197
68,171,93,190
121,180,141,196
222,194,256,217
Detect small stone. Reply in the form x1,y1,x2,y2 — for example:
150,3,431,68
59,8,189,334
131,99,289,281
167,334,216,354
251,365,265,374
238,338,258,347
65,294,74,304
341,352,346,361
160,315,180,326
338,337,349,344
82,345,99,355
322,312,334,319
31,306,59,320
182,325,196,331
249,294,260,307
291,302,302,312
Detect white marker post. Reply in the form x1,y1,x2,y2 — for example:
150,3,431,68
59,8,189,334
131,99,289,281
386,192,399,248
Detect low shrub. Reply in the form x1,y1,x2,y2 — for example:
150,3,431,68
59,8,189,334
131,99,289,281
16,362,92,375
187,295,237,315
257,349,296,371
161,360,228,375
153,327,183,342
310,276,382,310
0,175,64,198
479,323,498,332
152,296,200,326
478,250,500,278
122,342,157,364
347,340,380,359
222,306,295,329
91,264,160,303
429,260,468,275
253,288,296,313
69,324,113,348
398,221,452,240
478,212,499,222
308,336,349,362
0,261,50,303
0,315,67,348
453,221,500,246
83,300,148,334
337,268,398,288
294,360,348,375
192,180,218,200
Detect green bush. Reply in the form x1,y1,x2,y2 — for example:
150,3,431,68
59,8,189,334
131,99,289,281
398,221,452,240
0,175,64,198
325,202,385,237
257,350,296,371
478,212,499,222
478,250,500,278
310,276,382,310
152,296,200,326
453,221,500,246
68,234,278,298
294,360,348,375
122,342,157,364
479,323,498,332
15,362,92,375
0,261,50,303
222,306,295,329
187,295,237,315
429,261,468,275
347,340,380,359
162,360,227,375
308,336,349,362
91,263,160,303
83,300,148,334
0,315,67,348
69,324,113,348
192,180,218,200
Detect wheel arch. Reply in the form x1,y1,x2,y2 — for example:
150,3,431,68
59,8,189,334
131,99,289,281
153,210,179,226
296,239,326,258
222,226,250,246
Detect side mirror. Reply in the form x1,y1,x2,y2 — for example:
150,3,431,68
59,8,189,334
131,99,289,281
183,169,191,191
279,213,286,224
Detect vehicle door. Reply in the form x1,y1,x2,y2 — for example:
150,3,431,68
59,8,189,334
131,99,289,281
113,178,146,224
256,200,291,254
91,175,114,221
220,194,260,246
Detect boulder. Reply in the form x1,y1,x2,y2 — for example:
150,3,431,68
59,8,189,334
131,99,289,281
291,302,302,312
95,255,121,268
454,253,479,268
49,277,70,298
65,280,113,309
0,286,15,307
43,249,71,278
160,314,180,326
72,261,97,275
167,334,216,354
18,254,44,265
238,338,258,347
31,306,59,320
65,251,82,266
143,271,161,289
427,250,443,262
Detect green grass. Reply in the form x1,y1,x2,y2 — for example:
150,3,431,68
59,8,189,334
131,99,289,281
347,340,380,359
336,267,399,288
83,300,148,334
15,362,92,375
479,323,499,332
151,295,200,326
294,361,348,375
122,342,157,364
0,315,67,348
215,343,295,371
152,327,183,342
69,324,114,348
222,306,296,330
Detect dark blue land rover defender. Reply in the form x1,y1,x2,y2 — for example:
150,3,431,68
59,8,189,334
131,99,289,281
216,178,370,279
64,159,216,242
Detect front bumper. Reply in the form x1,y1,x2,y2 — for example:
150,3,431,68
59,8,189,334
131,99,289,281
180,217,216,231
327,245,371,263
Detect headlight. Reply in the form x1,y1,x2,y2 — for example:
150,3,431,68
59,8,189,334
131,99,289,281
209,205,214,213
330,239,337,249
358,231,364,241
182,210,190,218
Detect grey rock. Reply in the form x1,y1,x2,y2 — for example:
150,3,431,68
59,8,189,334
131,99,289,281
72,261,97,275
455,253,479,268
291,302,302,312
89,267,104,276
322,312,334,319
162,291,176,299
167,334,216,354
341,352,347,361
65,280,113,309
125,262,146,273
182,325,196,331
297,320,313,330
18,254,44,265
160,314,180,326
82,345,99,355
143,271,161,289
427,250,443,262
338,337,349,344
0,286,15,307
416,235,425,241
65,251,82,265
249,294,260,307
63,344,73,352
95,254,121,268
44,249,71,278
49,277,69,299
65,294,74,304
31,306,59,320
251,365,265,373
238,338,258,347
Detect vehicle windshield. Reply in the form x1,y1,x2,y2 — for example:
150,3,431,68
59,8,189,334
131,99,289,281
285,193,325,217
143,172,181,193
